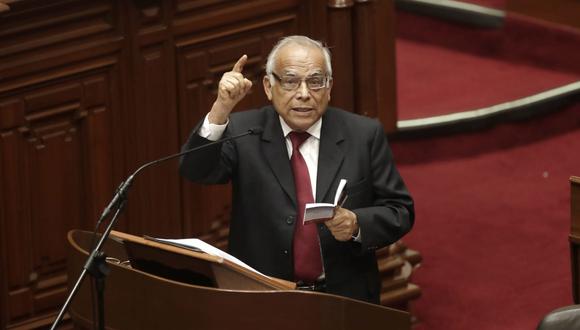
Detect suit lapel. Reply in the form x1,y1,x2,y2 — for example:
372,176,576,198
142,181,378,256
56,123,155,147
261,107,345,206
261,107,297,207
316,109,345,203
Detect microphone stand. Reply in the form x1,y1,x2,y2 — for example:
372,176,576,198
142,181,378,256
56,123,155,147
50,128,260,330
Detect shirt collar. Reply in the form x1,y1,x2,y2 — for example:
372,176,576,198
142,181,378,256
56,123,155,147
279,116,322,140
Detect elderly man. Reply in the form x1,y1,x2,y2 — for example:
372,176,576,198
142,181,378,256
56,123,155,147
180,35,414,304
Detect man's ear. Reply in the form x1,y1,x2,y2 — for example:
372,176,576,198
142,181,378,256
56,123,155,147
263,75,273,101
327,77,333,101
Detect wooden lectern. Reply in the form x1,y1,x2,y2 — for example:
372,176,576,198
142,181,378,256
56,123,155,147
67,230,411,329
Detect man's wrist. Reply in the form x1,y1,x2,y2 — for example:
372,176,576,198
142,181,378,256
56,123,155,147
208,112,228,125
208,100,232,124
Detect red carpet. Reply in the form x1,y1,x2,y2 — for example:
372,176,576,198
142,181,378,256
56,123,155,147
396,38,579,120
391,105,580,329
391,3,580,328
396,9,580,119
396,11,580,75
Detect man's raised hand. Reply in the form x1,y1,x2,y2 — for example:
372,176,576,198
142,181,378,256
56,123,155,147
208,54,253,124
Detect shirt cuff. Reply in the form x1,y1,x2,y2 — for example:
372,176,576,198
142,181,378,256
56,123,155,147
352,228,362,242
198,114,228,141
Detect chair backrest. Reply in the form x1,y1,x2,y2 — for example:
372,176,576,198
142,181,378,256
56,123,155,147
537,305,580,330
536,176,580,329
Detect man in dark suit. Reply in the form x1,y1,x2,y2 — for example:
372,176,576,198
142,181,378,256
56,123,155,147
180,35,414,304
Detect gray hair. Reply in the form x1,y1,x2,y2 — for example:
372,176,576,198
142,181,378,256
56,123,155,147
265,35,333,78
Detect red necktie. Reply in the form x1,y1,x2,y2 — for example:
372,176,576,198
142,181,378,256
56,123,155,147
289,131,323,283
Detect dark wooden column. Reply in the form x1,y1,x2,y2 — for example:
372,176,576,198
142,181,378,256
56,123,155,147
353,0,398,132
326,0,356,113
325,0,398,132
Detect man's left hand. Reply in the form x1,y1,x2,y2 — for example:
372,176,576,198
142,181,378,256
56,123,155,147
324,207,359,241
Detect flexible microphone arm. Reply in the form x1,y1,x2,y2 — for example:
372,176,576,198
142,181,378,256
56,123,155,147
50,127,262,330
98,127,263,227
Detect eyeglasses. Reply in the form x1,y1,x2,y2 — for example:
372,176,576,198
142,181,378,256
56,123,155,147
270,72,331,91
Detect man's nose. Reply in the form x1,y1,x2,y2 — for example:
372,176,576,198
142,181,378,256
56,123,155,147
296,80,310,99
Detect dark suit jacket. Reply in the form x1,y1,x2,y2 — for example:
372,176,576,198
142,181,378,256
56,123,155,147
180,106,414,304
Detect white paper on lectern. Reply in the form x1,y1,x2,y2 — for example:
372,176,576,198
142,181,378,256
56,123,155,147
153,237,268,277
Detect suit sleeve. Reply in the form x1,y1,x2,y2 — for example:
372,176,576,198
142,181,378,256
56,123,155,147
179,120,238,185
352,122,415,253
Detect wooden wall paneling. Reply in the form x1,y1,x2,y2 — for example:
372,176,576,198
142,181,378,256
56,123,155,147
172,0,301,35
0,109,33,327
25,82,86,313
0,1,118,76
175,1,305,236
122,0,183,238
353,0,397,132
0,70,118,328
303,0,328,40
0,1,124,327
326,0,355,112
81,71,120,235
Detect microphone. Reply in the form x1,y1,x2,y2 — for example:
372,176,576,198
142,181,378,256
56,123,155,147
99,127,263,222
50,126,262,330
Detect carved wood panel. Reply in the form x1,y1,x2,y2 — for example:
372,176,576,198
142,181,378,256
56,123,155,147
0,1,123,327
0,0,119,89
124,41,184,238
0,71,117,327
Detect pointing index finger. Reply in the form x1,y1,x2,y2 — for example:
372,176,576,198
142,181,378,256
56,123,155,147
232,54,247,73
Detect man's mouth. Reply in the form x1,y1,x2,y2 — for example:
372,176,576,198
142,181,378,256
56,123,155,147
292,107,313,113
